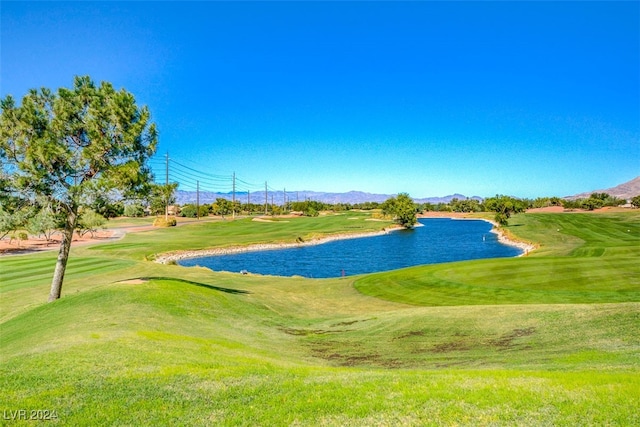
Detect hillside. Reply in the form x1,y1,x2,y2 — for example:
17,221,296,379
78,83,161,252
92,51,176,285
566,176,640,200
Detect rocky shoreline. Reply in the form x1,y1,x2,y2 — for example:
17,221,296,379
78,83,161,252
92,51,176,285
485,220,537,256
154,227,401,264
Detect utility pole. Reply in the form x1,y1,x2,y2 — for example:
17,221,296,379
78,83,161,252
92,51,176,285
165,152,169,221
232,172,236,219
196,180,200,220
264,181,268,215
283,187,286,210
247,190,251,215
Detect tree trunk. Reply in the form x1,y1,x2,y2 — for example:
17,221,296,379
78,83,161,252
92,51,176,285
48,208,78,302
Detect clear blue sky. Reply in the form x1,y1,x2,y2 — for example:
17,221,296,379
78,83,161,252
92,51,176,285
2,1,639,199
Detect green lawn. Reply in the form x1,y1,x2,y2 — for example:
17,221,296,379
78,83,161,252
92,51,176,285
355,212,640,306
1,211,639,425
92,212,392,260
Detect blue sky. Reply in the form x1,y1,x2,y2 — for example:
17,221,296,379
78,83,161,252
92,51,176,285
2,1,639,199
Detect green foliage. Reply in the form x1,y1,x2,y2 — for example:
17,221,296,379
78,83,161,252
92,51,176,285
351,201,380,210
91,195,124,218
241,202,265,214
550,196,563,206
485,195,527,225
148,182,178,216
76,208,106,237
561,198,581,210
211,197,232,216
290,200,323,217
450,197,482,213
581,197,604,211
588,193,624,207
632,195,640,208
494,212,509,226
563,193,625,211
381,193,417,228
198,205,210,217
269,204,283,216
26,206,62,241
0,77,157,203
532,196,563,208
0,76,157,300
176,203,210,218
123,203,145,217
177,204,197,218
0,206,28,240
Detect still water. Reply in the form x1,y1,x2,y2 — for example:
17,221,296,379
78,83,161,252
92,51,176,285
179,218,522,278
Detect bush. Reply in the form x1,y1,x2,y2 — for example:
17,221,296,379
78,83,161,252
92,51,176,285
124,203,145,217
581,198,604,211
304,207,319,217
179,204,208,218
179,206,196,218
153,217,177,227
77,209,107,237
199,205,210,217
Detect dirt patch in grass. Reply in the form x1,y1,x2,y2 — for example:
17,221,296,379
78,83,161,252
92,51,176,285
489,327,536,350
330,318,371,327
430,340,473,353
393,330,426,340
309,343,403,368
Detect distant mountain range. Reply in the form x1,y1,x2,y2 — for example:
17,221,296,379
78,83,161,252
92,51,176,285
173,176,640,205
174,190,483,206
566,176,640,201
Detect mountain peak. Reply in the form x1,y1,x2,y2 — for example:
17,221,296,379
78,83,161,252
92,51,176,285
566,176,640,200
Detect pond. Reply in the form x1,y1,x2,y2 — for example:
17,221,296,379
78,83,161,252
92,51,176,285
178,218,522,278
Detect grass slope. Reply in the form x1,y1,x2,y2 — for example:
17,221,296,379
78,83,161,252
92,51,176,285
1,211,639,425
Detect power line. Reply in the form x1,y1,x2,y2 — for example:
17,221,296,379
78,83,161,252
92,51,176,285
150,153,295,209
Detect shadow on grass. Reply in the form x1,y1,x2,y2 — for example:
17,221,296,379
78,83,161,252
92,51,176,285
126,276,251,295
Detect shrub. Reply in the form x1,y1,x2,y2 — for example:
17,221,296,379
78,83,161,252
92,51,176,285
178,204,197,218
124,203,145,217
77,209,106,237
153,217,177,227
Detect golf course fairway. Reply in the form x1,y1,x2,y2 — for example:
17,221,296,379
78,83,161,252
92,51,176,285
1,211,638,425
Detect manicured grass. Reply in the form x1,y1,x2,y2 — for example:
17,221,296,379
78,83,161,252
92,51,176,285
101,216,156,228
2,278,638,425
1,211,639,425
91,212,393,260
355,211,640,306
508,211,640,256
